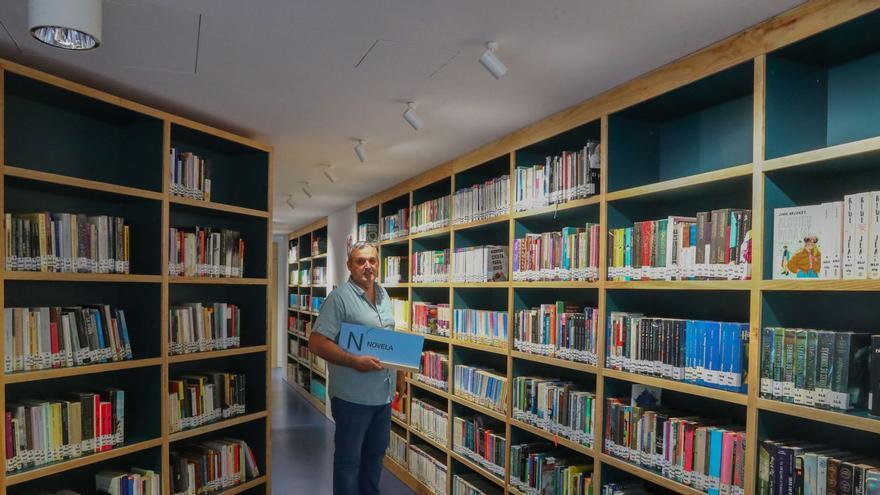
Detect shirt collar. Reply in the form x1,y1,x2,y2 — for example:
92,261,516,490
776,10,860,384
347,277,382,301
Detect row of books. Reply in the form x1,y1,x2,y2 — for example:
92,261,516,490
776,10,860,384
392,391,406,422
604,397,746,495
601,480,649,495
383,256,406,285
290,293,310,309
453,175,510,225
382,208,409,240
170,437,259,495
451,246,509,283
453,415,506,478
453,365,509,413
759,328,874,412
168,371,246,433
168,227,244,278
510,443,593,495
96,467,161,495
409,444,448,495
514,304,599,366
311,266,326,286
4,305,133,373
452,473,500,495
512,377,596,448
312,237,326,255
758,439,880,495
288,242,298,263
412,302,451,336
288,315,309,335
607,209,753,281
452,309,508,347
289,338,308,361
5,212,130,274
388,429,407,466
311,296,325,313
411,196,450,234
6,389,125,473
290,268,309,286
513,140,601,212
411,397,448,444
168,302,241,356
314,354,327,374
607,314,749,393
170,149,212,201
772,192,880,280
512,224,601,282
412,249,450,283
392,298,410,328
358,223,379,243
417,350,449,391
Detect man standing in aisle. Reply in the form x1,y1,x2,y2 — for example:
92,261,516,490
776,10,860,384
310,241,407,495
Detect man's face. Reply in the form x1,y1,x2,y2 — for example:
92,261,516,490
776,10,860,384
348,246,379,286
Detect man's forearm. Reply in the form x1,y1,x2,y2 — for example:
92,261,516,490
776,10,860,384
309,333,358,369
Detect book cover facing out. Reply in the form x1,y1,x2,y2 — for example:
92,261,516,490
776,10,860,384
339,322,424,371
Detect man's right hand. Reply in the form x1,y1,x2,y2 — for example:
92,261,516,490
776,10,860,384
351,355,384,372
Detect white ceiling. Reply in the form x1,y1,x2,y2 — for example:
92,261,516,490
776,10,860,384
0,0,804,233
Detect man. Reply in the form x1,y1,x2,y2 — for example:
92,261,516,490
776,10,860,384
310,241,407,495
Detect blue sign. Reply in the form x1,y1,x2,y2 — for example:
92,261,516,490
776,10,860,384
339,322,425,371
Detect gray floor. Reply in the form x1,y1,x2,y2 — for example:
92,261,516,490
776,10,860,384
271,369,415,495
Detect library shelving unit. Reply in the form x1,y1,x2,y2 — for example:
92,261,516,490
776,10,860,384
351,4,880,495
0,60,273,494
285,218,331,416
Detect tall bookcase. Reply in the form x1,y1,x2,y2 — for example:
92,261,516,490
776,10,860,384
285,218,331,417
346,4,880,495
0,61,272,494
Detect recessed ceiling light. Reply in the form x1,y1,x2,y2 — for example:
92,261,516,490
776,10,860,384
29,0,102,51
354,139,368,163
479,42,507,79
403,101,423,131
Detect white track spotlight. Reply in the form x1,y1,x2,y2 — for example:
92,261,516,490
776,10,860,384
299,181,313,199
29,0,102,50
402,101,423,131
285,195,296,210
320,164,339,184
354,139,368,163
479,42,507,79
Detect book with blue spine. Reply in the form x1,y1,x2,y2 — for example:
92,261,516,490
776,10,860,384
709,428,724,495
339,322,425,371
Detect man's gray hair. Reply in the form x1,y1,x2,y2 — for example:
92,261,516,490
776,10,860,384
348,240,378,261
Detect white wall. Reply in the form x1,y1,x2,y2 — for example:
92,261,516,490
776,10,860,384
327,203,357,289
273,234,288,368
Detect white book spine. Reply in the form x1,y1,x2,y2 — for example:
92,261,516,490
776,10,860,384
843,195,857,279
868,191,880,279
854,192,870,279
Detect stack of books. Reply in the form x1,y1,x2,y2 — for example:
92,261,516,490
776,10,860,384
412,302,451,336
411,397,448,444
758,440,880,495
452,309,508,347
408,444,447,494
358,223,379,243
451,246,509,283
513,224,601,282
383,256,406,285
411,196,450,234
170,148,211,201
5,212,130,274
168,302,241,355
170,438,259,494
412,249,450,283
417,350,449,391
512,376,596,448
453,365,508,413
168,227,244,278
96,467,161,495
168,371,246,433
513,140,601,212
510,443,593,495
387,429,408,465
382,208,409,240
453,175,510,225
514,303,599,365
607,209,753,281
453,415,506,478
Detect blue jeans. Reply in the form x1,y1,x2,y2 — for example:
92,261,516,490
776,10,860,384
331,397,391,495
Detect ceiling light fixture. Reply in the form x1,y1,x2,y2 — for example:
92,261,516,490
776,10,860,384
479,42,507,79
354,139,368,163
320,164,339,184
299,181,313,199
402,101,423,131
29,0,102,51
285,195,296,210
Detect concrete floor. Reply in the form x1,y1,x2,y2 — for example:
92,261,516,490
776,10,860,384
270,369,415,495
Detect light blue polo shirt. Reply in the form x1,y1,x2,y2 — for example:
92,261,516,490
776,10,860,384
313,277,396,406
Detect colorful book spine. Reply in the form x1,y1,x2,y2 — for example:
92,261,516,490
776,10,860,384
168,372,246,433
452,245,509,283
170,437,259,494
453,365,508,413
513,223,600,282
411,397,448,444
453,415,506,478
358,223,379,243
514,304,599,365
168,226,244,278
391,298,410,329
382,208,410,240
408,444,448,495
510,442,594,495
453,308,508,347
169,148,211,201
412,302,451,336
453,174,510,225
168,302,240,356
513,140,600,212
417,350,449,391
383,256,406,285
412,249,451,283
96,466,161,495
512,376,595,447
411,196,451,233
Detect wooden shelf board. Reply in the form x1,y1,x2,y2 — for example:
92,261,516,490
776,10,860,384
422,333,451,344
451,339,508,355
604,280,752,290
288,330,308,340
4,357,162,384
383,282,411,288
453,215,510,232
394,324,411,332
169,276,268,285
512,195,602,220
3,165,164,200
510,280,600,289
410,226,451,240
213,477,268,495
409,427,449,452
391,415,408,429
381,236,410,246
450,282,509,288
605,163,753,202
410,282,451,288
169,196,269,218
5,438,163,486
383,456,437,495
756,398,880,434
407,378,451,399
449,450,505,488
762,135,880,173
450,394,507,422
598,453,706,495
760,279,880,291
510,351,598,374
602,369,748,405
168,345,267,364
169,411,268,443
4,272,162,283
509,418,595,457
311,366,327,379
312,253,328,259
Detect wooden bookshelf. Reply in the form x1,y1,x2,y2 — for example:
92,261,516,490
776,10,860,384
358,4,880,494
0,62,273,494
